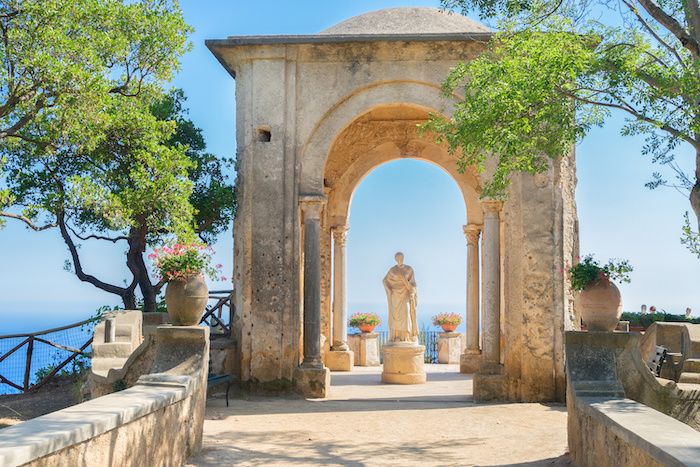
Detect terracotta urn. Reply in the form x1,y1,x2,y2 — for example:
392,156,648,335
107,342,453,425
578,276,623,332
359,323,376,333
441,324,458,333
165,274,209,326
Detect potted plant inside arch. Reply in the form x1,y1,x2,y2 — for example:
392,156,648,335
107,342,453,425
151,242,226,326
432,313,462,333
568,255,632,332
348,312,381,334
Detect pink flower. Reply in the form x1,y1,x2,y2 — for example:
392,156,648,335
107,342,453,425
220,276,227,282
216,263,223,269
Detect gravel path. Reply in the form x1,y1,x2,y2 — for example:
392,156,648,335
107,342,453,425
190,365,570,466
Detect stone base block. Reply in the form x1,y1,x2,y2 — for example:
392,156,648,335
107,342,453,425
326,350,354,371
348,333,381,366
438,332,463,364
381,343,426,384
460,350,482,374
294,366,330,398
474,365,506,402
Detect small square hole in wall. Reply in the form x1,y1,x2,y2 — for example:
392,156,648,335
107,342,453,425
256,126,271,142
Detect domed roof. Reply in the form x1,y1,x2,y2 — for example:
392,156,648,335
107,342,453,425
320,7,490,35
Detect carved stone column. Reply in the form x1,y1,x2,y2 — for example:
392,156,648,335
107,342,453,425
326,225,354,371
331,225,349,351
295,196,331,398
480,200,502,371
460,223,482,374
300,196,325,369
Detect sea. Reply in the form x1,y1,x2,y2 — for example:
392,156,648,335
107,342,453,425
0,301,467,395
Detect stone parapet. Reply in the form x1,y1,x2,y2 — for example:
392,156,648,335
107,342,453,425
566,331,700,466
0,326,210,467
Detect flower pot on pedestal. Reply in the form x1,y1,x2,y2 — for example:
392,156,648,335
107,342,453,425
579,277,623,332
165,274,209,326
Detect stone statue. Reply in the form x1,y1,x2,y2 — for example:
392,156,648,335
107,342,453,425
383,252,418,342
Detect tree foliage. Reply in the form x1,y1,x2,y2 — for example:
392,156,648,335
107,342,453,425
432,0,700,238
0,1,235,311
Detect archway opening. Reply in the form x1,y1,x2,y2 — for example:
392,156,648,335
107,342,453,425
318,103,483,396
347,159,467,338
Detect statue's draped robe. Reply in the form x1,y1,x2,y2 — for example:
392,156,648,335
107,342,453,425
383,265,417,342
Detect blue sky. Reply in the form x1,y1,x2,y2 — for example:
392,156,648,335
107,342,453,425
1,0,699,334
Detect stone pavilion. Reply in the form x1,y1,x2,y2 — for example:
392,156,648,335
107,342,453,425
207,7,579,401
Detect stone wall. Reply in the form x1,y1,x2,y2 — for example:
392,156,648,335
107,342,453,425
0,326,209,467
566,331,700,467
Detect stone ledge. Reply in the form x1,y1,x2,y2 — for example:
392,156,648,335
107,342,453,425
0,381,190,466
573,396,700,467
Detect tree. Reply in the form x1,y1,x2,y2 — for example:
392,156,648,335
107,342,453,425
1,90,235,311
0,0,191,223
430,0,700,245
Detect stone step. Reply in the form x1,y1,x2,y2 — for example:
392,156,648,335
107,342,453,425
91,357,128,376
682,358,700,373
678,372,700,384
92,342,133,358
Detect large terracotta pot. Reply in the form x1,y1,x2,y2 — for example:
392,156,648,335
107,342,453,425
578,277,623,332
441,324,458,333
359,324,376,333
165,274,209,326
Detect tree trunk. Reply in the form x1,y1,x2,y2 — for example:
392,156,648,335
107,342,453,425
121,290,137,310
692,150,700,231
58,211,138,307
125,225,159,313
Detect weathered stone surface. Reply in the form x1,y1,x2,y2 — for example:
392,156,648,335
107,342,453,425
320,7,490,35
460,350,481,374
294,366,331,398
474,370,506,402
382,344,426,384
438,332,463,364
0,326,210,467
207,6,578,402
566,331,700,467
325,350,354,371
348,333,381,366
566,331,700,432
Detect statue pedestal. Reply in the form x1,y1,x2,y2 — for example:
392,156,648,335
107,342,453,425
438,332,463,364
381,343,426,384
348,333,381,366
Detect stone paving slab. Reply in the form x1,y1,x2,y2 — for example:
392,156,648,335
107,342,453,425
190,365,569,466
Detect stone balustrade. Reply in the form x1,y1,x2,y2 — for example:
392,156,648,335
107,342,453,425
0,326,209,467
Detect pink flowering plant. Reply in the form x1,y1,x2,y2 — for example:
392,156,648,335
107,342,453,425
149,242,226,283
348,312,381,328
432,313,462,327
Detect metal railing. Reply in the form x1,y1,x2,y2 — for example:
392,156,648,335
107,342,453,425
200,290,234,336
0,319,95,394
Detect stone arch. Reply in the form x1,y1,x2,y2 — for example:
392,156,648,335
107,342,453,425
299,80,482,217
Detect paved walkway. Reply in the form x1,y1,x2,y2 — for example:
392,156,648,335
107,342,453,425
189,365,570,466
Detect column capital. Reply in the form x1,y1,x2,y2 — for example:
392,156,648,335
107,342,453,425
299,195,326,219
462,224,482,245
331,225,349,246
482,199,504,217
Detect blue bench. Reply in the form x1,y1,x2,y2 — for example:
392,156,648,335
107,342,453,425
207,374,236,406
